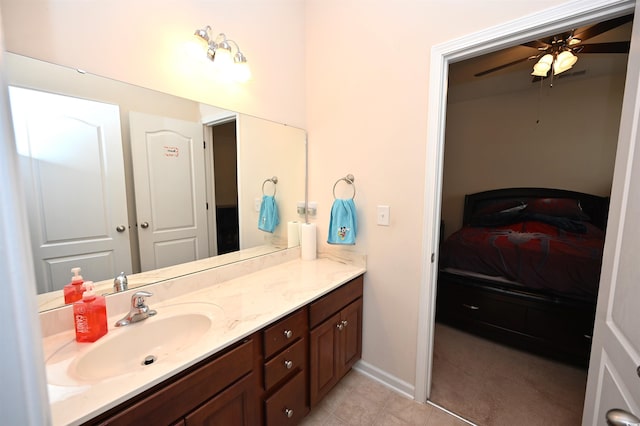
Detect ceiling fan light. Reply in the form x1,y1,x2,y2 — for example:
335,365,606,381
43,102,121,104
554,50,578,75
531,54,553,77
531,65,549,77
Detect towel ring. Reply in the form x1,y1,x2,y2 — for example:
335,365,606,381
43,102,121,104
332,174,356,199
262,176,278,196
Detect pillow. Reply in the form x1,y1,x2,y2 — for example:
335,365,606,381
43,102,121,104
470,201,527,227
526,198,590,221
474,199,527,217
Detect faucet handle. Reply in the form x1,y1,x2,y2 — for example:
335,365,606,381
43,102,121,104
131,291,153,308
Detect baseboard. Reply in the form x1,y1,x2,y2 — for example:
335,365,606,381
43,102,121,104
353,360,415,399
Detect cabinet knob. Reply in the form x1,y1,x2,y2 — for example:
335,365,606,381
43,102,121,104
284,408,294,418
342,320,348,327
337,323,344,331
284,360,293,369
283,329,293,339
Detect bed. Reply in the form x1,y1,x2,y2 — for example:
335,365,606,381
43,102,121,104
435,187,609,367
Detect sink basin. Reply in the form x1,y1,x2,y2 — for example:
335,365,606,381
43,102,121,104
69,311,212,382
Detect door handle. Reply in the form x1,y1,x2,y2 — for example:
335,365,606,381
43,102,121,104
116,225,126,233
606,408,640,426
140,222,149,229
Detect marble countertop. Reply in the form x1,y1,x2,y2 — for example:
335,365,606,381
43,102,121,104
42,256,366,425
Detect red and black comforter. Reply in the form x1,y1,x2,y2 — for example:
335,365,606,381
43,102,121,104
440,219,604,300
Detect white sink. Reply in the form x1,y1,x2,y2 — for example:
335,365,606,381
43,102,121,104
69,311,213,382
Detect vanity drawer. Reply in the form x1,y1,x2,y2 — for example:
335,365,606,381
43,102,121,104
264,308,308,359
264,337,306,390
91,338,255,425
436,280,527,331
309,276,363,328
264,370,308,426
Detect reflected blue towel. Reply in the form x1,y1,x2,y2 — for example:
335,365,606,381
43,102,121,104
327,198,357,244
258,195,279,233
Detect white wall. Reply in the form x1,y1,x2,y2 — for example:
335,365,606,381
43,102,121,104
305,0,570,392
0,0,307,128
441,71,624,237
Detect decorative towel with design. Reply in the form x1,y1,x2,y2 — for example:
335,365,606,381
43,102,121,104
327,198,357,244
258,195,279,233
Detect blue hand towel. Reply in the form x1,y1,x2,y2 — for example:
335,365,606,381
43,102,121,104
327,198,357,244
258,195,279,233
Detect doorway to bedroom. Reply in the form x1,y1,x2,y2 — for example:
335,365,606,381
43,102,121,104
430,13,632,425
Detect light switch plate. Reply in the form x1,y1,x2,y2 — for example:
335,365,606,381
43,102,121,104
377,205,390,226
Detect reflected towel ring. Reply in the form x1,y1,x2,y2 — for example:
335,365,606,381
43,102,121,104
332,174,356,199
262,176,278,196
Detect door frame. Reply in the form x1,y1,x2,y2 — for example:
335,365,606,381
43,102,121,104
414,0,636,403
203,114,238,256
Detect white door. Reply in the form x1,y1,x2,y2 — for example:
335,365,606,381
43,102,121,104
583,3,640,425
9,86,132,294
129,111,208,271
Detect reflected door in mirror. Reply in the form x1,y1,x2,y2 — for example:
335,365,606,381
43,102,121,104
9,87,132,294
130,111,209,272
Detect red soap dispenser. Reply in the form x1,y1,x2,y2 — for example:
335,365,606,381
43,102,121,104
73,281,108,343
64,267,85,304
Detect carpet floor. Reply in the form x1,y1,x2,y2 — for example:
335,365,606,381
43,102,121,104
430,322,588,426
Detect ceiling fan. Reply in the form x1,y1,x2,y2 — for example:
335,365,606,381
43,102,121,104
474,14,633,79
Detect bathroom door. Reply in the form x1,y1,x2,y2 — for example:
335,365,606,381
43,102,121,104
129,111,209,272
9,86,132,294
582,2,640,423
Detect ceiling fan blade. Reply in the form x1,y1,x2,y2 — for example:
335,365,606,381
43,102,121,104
574,14,633,41
521,40,548,50
474,56,535,77
578,41,630,54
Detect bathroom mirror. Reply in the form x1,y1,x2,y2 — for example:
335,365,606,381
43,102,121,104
5,52,307,312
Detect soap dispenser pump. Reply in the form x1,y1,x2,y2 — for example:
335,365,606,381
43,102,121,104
73,281,108,343
64,267,85,304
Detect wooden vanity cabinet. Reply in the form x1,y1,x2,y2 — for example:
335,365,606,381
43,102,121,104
83,274,365,425
86,335,260,426
262,308,309,425
309,276,363,407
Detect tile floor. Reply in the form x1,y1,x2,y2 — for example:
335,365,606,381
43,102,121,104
300,370,471,426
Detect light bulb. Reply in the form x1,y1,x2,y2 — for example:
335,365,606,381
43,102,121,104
531,54,553,77
553,50,577,75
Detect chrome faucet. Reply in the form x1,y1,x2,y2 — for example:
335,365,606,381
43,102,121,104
113,272,128,292
115,291,157,327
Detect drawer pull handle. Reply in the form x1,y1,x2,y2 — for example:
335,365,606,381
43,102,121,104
284,359,293,369
462,304,480,310
284,408,294,418
584,334,592,340
283,329,293,339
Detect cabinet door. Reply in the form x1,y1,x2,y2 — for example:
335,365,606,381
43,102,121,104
309,311,341,407
340,298,363,374
184,372,258,426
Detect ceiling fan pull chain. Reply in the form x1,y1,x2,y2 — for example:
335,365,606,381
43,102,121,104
536,77,544,124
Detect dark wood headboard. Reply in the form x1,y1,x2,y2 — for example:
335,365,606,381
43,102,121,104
462,187,610,230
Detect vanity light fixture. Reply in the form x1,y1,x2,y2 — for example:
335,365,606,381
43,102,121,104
194,25,248,65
